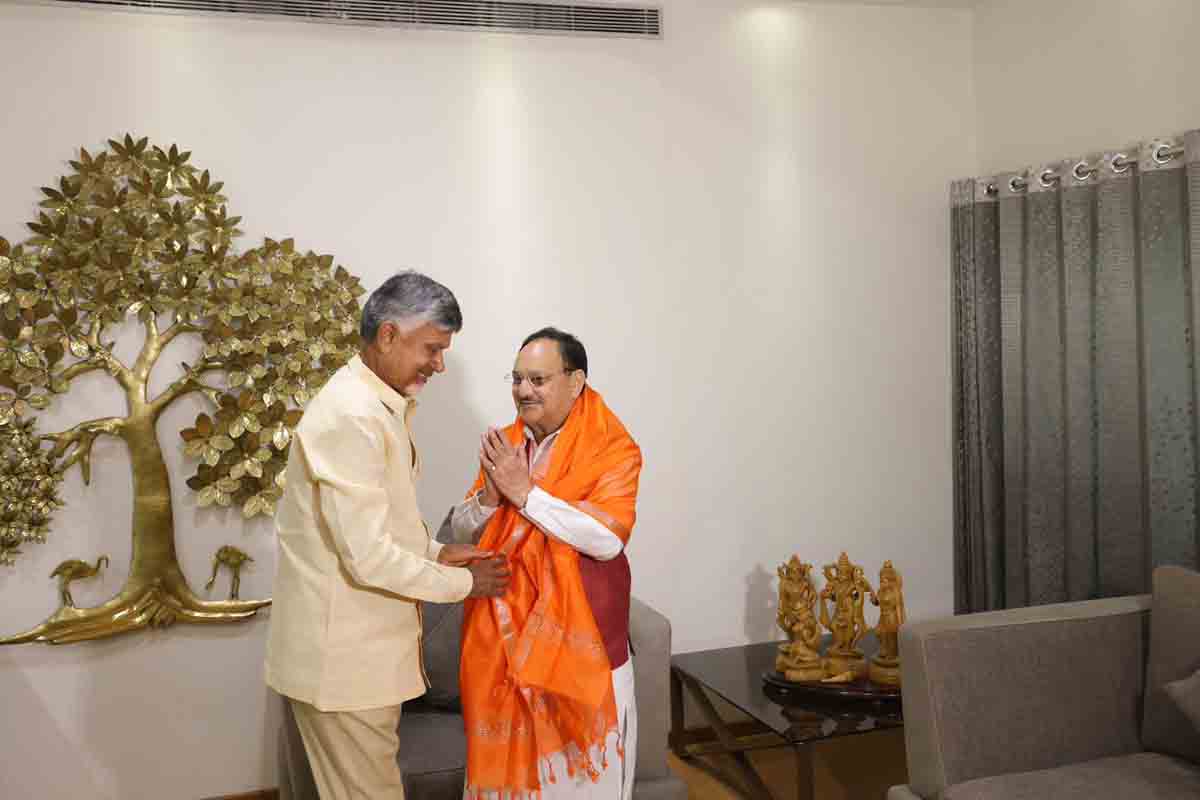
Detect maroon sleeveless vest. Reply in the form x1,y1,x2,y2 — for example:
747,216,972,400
578,550,631,670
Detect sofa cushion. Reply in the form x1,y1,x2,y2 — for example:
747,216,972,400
941,752,1200,799
1142,565,1200,763
416,508,468,711
420,600,464,711
1166,668,1200,735
397,708,467,799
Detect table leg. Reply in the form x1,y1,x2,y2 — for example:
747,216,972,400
673,667,780,800
670,662,685,758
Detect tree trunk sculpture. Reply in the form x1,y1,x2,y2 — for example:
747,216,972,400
0,135,363,644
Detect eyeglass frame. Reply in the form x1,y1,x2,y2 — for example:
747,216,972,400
504,369,579,389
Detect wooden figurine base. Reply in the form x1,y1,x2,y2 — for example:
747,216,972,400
762,669,902,707
776,641,825,683
824,652,867,679
868,659,901,687
784,665,826,682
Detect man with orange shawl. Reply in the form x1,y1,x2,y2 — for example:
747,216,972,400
449,327,642,800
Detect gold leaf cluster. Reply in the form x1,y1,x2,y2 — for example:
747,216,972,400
0,236,76,416
0,133,365,557
181,392,305,518
0,417,64,566
176,236,364,518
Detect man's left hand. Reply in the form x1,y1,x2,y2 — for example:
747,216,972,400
438,544,496,567
480,428,533,509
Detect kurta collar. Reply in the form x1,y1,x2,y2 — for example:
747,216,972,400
523,426,561,447
523,393,585,447
349,355,416,420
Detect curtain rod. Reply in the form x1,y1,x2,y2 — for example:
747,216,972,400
980,142,1187,198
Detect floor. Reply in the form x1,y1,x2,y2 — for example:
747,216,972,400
667,727,908,800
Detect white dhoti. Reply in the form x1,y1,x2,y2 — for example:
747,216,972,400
469,659,637,800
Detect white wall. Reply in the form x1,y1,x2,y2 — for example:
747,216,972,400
0,2,973,797
973,0,1200,173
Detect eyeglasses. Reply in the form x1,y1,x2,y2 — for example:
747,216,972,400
504,370,573,388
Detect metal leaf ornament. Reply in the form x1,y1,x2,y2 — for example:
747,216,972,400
0,135,363,644
0,416,63,567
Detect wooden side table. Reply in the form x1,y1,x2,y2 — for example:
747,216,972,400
670,640,903,800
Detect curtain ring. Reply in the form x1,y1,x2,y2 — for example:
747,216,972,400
1153,143,1183,165
1009,175,1028,192
984,183,998,197
1111,153,1134,174
1072,161,1095,182
1038,169,1060,188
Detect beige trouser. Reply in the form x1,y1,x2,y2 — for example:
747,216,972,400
290,699,405,800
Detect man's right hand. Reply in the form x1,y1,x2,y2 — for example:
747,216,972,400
438,544,493,567
467,555,512,598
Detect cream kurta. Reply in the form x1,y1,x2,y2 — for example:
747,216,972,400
265,355,474,712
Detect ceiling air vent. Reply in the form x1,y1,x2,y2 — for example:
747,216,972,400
42,0,663,38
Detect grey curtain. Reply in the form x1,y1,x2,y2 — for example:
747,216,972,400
953,130,1200,613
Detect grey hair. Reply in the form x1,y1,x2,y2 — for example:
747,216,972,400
360,271,463,341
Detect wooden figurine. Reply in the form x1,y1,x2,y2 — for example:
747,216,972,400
868,560,906,687
819,552,872,678
774,556,824,681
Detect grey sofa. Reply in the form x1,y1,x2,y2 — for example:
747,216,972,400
278,595,688,800
887,565,1200,800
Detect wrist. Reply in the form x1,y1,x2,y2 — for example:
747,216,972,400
515,486,533,510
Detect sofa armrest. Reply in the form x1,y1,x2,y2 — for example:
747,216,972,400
899,595,1150,798
630,596,673,782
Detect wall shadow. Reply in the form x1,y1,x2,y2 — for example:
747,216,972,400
745,563,780,644
410,354,490,534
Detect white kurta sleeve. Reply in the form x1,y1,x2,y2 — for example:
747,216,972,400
520,486,624,561
449,491,498,544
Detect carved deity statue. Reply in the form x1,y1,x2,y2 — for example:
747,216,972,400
868,560,906,686
770,551,905,686
774,556,824,681
819,552,873,678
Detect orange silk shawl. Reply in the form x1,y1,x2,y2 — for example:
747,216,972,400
460,386,642,799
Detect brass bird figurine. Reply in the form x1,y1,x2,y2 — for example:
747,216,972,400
206,545,253,600
50,556,110,608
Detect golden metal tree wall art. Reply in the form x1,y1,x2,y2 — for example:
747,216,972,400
0,135,363,644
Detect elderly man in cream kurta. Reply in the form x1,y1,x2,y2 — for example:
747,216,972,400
266,271,510,800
